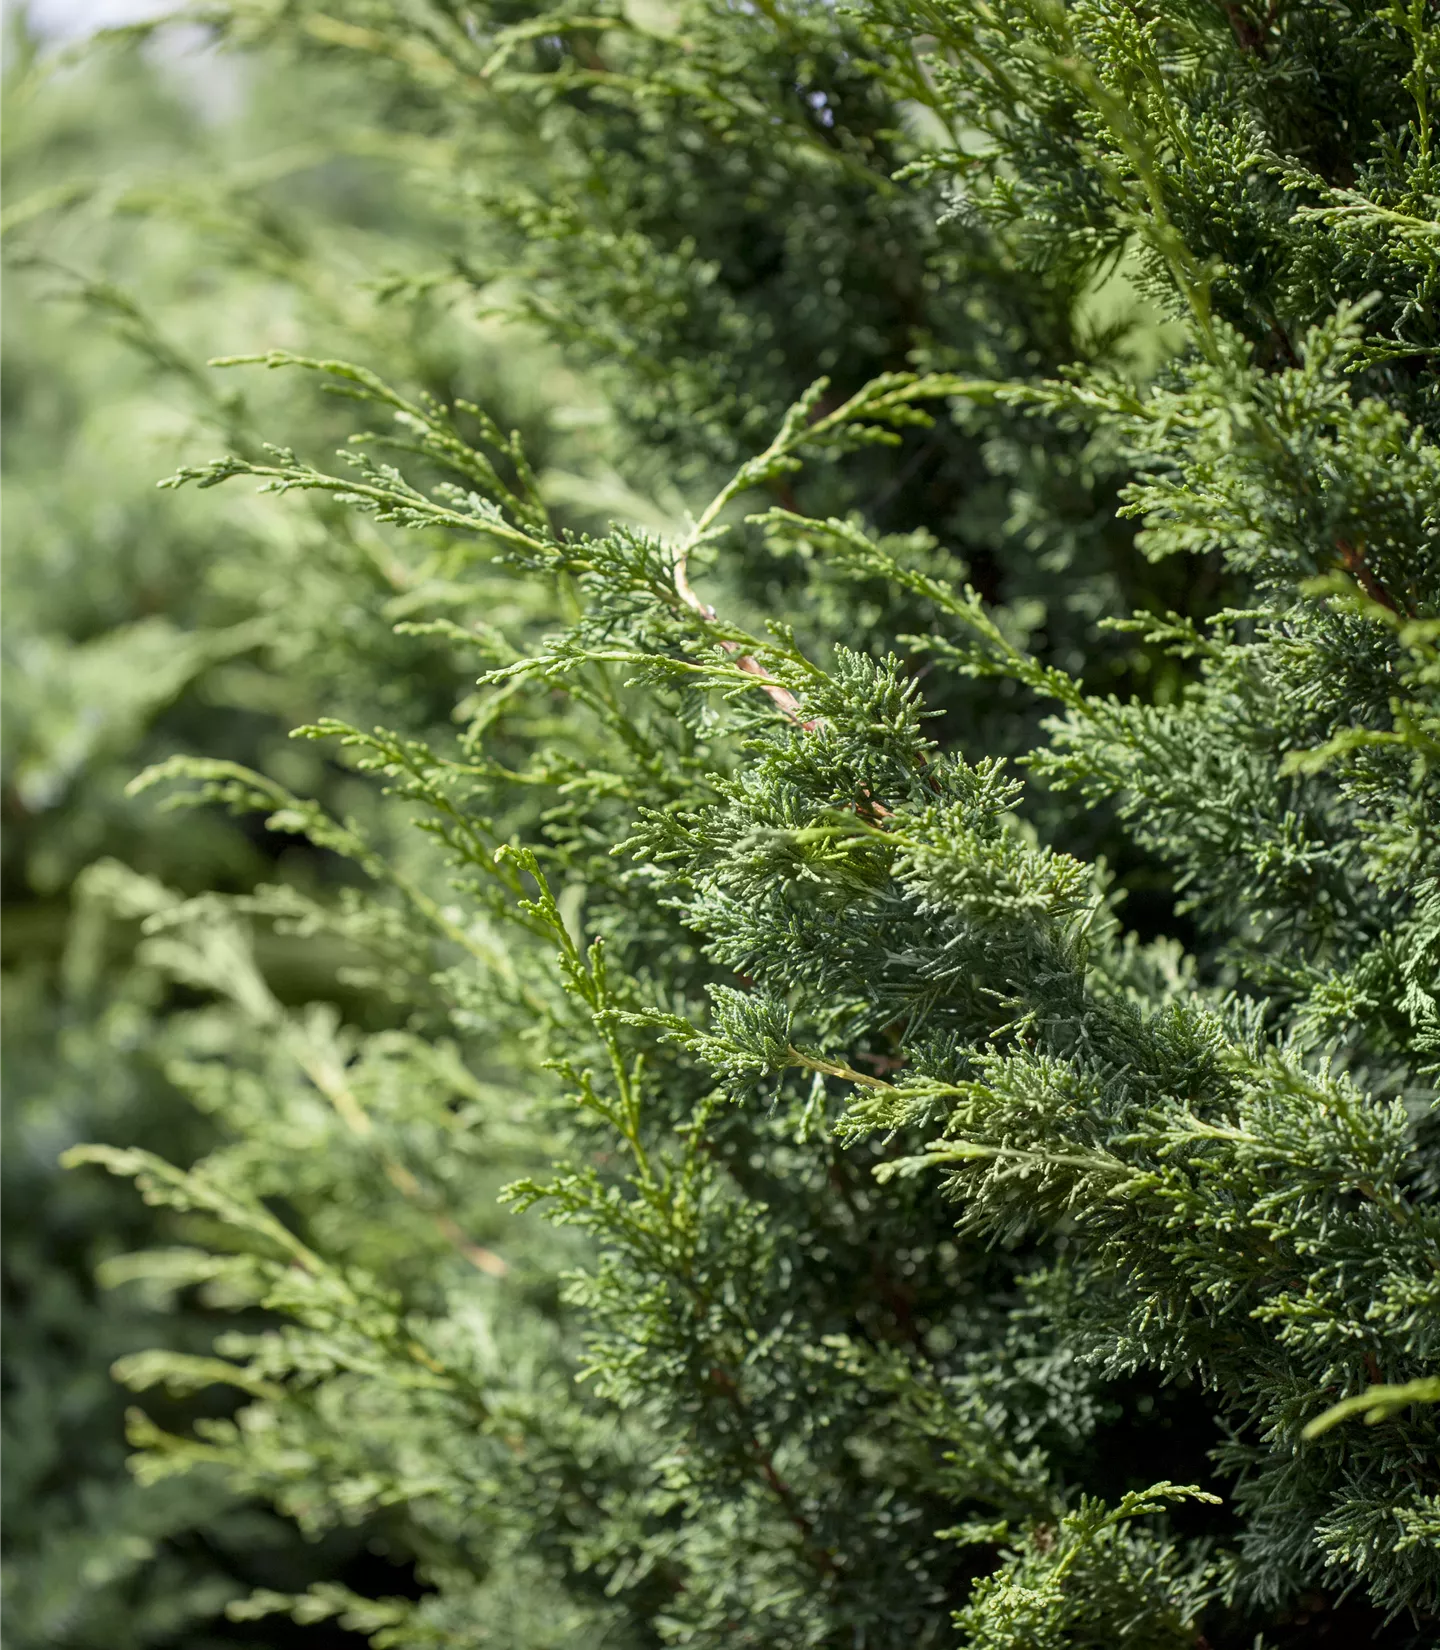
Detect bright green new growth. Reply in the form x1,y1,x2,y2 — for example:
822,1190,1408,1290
16,0,1440,1644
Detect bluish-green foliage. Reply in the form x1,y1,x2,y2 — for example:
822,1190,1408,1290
9,0,1439,1645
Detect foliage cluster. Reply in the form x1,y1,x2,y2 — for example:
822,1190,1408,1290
5,0,1438,1646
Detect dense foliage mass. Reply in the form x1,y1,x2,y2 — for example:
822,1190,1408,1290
5,0,1438,1646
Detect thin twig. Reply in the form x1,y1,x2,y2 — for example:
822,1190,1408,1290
1335,537,1403,616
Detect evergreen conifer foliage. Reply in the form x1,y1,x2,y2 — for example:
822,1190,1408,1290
61,0,1439,1645
2,25,617,1641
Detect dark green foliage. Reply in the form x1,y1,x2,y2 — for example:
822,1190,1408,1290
9,0,1439,1645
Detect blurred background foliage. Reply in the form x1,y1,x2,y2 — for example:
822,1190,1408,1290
1,19,624,1643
